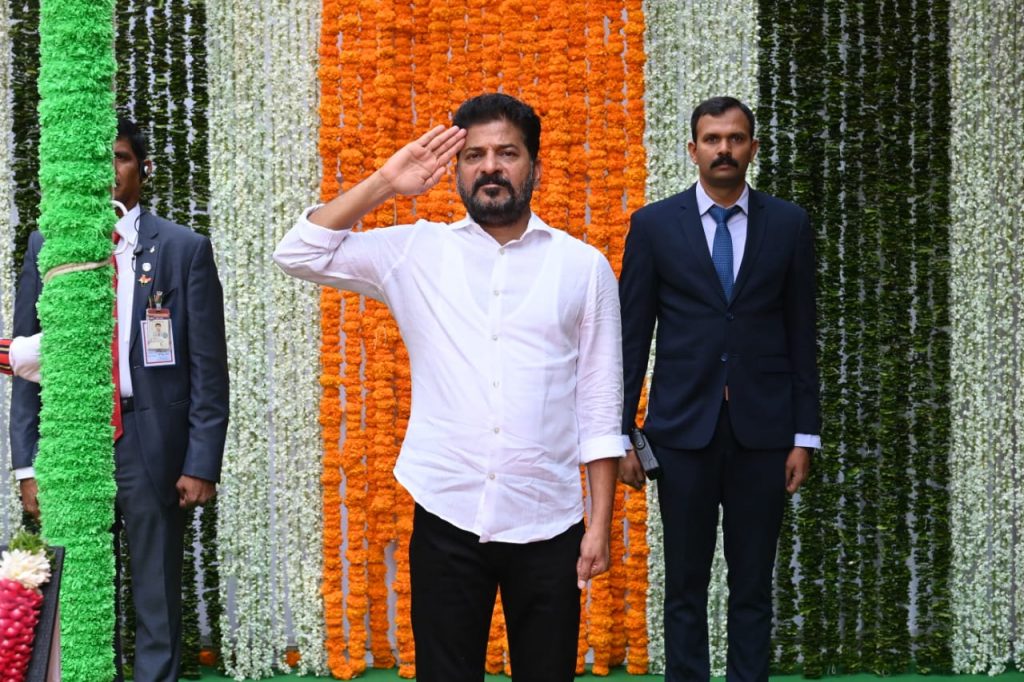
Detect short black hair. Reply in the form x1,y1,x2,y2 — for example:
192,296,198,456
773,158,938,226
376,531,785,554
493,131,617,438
453,93,541,161
690,97,756,141
117,117,149,164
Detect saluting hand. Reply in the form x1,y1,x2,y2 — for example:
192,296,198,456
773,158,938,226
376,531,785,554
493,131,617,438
379,125,467,197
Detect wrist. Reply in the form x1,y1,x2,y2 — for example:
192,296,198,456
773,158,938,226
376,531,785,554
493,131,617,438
368,169,400,202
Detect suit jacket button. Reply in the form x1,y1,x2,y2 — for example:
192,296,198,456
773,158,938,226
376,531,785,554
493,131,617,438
720,353,728,362
726,313,735,321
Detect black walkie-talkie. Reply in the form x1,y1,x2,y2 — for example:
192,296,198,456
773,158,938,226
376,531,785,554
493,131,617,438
629,426,662,480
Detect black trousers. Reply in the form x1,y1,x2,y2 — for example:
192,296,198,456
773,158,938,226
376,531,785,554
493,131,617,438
409,504,584,682
657,402,789,682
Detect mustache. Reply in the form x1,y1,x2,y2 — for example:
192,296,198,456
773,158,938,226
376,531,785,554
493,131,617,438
473,173,515,193
711,156,739,168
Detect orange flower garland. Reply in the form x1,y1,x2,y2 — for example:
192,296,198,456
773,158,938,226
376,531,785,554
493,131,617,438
363,1,397,667
485,593,506,674
390,4,418,675
622,0,650,673
605,6,632,670
394,343,416,677
341,292,369,678
584,2,616,670
318,289,348,678
315,0,650,676
609,487,630,668
337,3,371,672
317,0,349,674
479,3,501,94
364,301,397,669
565,1,589,243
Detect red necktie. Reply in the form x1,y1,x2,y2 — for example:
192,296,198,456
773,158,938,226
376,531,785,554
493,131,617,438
112,232,123,441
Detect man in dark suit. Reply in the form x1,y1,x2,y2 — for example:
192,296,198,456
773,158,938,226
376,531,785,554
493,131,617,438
10,118,229,682
619,96,820,681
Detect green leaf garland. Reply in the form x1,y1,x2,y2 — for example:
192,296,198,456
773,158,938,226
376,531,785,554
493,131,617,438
9,0,41,272
35,0,118,678
757,0,952,674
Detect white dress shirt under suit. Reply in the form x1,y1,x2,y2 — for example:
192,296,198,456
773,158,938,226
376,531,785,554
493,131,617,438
13,206,142,481
694,182,820,451
274,208,625,543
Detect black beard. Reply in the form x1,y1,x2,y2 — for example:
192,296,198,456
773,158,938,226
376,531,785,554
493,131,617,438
458,170,535,228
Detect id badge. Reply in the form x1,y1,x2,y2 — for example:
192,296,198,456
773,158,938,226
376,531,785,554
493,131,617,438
142,307,175,367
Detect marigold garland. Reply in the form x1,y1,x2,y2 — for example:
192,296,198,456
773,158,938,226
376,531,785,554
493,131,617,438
622,0,650,673
363,3,398,665
316,1,649,676
485,594,507,674
317,0,349,674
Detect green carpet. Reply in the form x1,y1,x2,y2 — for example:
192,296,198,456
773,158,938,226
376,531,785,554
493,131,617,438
188,667,1024,681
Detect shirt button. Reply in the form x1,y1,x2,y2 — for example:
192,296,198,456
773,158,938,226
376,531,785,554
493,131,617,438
720,353,728,362
492,380,500,388
493,289,500,296
488,473,496,480
499,248,506,255
491,334,498,341
493,427,500,434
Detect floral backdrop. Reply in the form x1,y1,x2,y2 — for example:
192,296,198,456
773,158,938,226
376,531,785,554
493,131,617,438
0,0,1021,679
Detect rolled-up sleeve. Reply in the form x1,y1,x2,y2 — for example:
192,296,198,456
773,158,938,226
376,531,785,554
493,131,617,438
577,254,626,463
273,206,417,301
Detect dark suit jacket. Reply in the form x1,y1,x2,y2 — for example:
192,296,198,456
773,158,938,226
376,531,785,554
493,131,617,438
11,209,229,502
620,184,820,451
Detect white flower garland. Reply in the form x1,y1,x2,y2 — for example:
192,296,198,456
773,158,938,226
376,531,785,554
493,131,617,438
0,0,23,541
949,0,1024,673
642,0,759,672
207,0,326,675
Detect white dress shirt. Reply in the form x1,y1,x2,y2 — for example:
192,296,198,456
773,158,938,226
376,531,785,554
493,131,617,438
10,334,42,480
696,181,750,280
695,182,821,450
274,208,624,543
114,204,140,397
8,334,42,382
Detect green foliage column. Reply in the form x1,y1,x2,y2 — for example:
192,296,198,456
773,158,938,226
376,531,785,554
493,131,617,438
35,0,118,678
10,0,41,269
757,0,952,675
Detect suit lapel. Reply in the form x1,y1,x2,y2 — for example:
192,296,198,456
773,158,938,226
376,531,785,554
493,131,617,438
130,210,161,351
678,185,729,305
731,189,766,304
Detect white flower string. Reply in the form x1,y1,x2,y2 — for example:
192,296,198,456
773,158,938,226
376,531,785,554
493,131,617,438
641,0,759,672
0,0,23,540
207,0,326,675
949,0,1024,672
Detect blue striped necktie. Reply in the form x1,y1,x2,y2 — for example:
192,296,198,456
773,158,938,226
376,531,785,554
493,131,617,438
709,204,742,300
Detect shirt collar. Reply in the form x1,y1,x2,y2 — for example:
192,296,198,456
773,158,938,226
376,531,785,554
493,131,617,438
115,204,142,246
695,181,750,216
450,211,555,240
